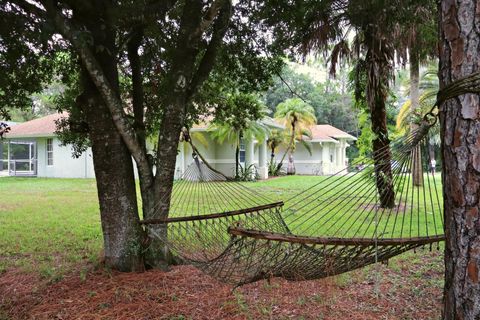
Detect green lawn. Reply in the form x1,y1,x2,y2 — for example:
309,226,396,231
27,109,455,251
168,172,444,239
0,174,444,282
0,178,102,279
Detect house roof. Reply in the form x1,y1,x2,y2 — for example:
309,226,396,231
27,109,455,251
5,113,356,144
5,113,67,138
309,124,357,142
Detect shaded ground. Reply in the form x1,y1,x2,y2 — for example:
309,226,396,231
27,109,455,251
0,178,444,319
1,249,443,320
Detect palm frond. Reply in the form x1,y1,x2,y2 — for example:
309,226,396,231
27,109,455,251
298,139,313,156
191,132,209,149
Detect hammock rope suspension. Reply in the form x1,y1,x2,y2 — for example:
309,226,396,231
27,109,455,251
140,117,444,285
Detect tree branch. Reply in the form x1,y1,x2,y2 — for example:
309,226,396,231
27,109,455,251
187,0,232,99
41,0,154,184
192,0,224,39
127,24,146,146
14,0,47,19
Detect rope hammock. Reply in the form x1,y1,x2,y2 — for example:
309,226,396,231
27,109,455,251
139,117,444,286
138,71,480,285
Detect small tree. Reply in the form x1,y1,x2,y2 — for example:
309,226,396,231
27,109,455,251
210,93,268,179
267,129,286,163
274,98,316,175
1,0,286,270
396,65,439,164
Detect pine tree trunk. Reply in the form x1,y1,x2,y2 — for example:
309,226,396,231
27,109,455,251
410,47,423,186
440,1,480,318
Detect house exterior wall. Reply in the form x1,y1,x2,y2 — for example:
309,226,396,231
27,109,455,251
6,131,351,179
275,139,350,176
175,133,218,179
276,143,325,175
213,140,241,177
24,137,95,178
181,133,264,179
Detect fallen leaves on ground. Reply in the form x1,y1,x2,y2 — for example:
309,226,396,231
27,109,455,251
0,250,443,320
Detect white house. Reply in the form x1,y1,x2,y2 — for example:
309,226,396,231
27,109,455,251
278,124,357,175
3,113,95,178
3,113,356,179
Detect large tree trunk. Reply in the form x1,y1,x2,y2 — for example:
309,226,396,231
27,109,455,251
410,47,423,186
143,92,187,268
365,31,395,209
370,94,395,208
87,97,145,272
79,23,145,271
440,1,480,318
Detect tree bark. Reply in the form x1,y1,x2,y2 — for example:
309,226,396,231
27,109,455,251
77,19,145,272
370,93,395,208
276,145,290,172
365,31,395,209
126,25,157,221
145,86,192,268
410,47,423,186
440,1,480,318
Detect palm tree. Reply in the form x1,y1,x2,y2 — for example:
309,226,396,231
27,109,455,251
209,119,269,179
289,0,412,207
274,98,316,175
267,129,286,164
393,2,437,186
397,65,439,134
396,65,439,167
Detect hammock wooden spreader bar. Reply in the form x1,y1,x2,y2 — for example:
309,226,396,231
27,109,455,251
140,201,284,225
228,227,445,247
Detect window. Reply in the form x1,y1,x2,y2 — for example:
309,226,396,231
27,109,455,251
239,138,246,163
47,138,53,166
330,154,334,163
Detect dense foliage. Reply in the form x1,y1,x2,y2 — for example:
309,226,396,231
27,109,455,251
263,64,359,134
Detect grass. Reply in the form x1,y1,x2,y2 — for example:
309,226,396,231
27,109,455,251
0,175,445,319
0,174,444,281
0,177,102,279
169,172,444,239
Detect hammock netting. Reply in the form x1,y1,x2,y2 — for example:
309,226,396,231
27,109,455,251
141,123,444,286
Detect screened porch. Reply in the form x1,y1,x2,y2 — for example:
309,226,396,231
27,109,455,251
3,140,38,177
